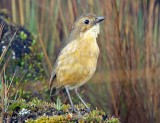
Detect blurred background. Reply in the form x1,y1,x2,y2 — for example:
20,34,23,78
0,0,160,123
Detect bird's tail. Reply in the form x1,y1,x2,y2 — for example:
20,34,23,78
49,73,57,96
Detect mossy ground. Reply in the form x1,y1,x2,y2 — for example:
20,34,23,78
2,99,120,123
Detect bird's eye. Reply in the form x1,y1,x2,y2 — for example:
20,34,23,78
84,19,89,24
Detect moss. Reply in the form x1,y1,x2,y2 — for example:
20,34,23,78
26,111,120,123
27,115,66,123
20,31,27,40
3,98,120,123
106,117,120,123
8,99,28,112
61,104,70,112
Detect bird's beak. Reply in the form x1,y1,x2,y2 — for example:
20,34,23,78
95,16,105,24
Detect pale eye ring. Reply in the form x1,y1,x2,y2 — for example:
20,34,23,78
84,19,89,24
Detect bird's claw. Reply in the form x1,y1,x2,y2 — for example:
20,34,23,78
85,108,91,113
71,106,78,113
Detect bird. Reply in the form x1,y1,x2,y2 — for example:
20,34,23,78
49,13,105,112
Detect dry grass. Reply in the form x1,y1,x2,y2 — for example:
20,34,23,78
0,0,160,123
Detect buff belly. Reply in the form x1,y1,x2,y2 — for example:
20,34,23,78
57,53,98,89
54,29,100,89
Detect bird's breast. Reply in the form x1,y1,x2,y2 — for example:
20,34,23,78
55,34,99,88
75,35,100,72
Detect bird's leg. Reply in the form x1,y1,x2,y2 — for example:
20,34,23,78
65,87,77,113
75,88,91,113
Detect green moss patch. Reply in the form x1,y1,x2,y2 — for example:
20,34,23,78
2,99,120,123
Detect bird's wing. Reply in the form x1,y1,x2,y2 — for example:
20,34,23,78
49,40,78,89
49,68,56,88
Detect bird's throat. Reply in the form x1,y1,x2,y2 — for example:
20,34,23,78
82,24,100,40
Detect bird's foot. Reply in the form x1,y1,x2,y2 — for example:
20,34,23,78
71,106,78,113
85,107,91,113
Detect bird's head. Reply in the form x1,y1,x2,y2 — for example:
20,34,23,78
69,13,105,41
